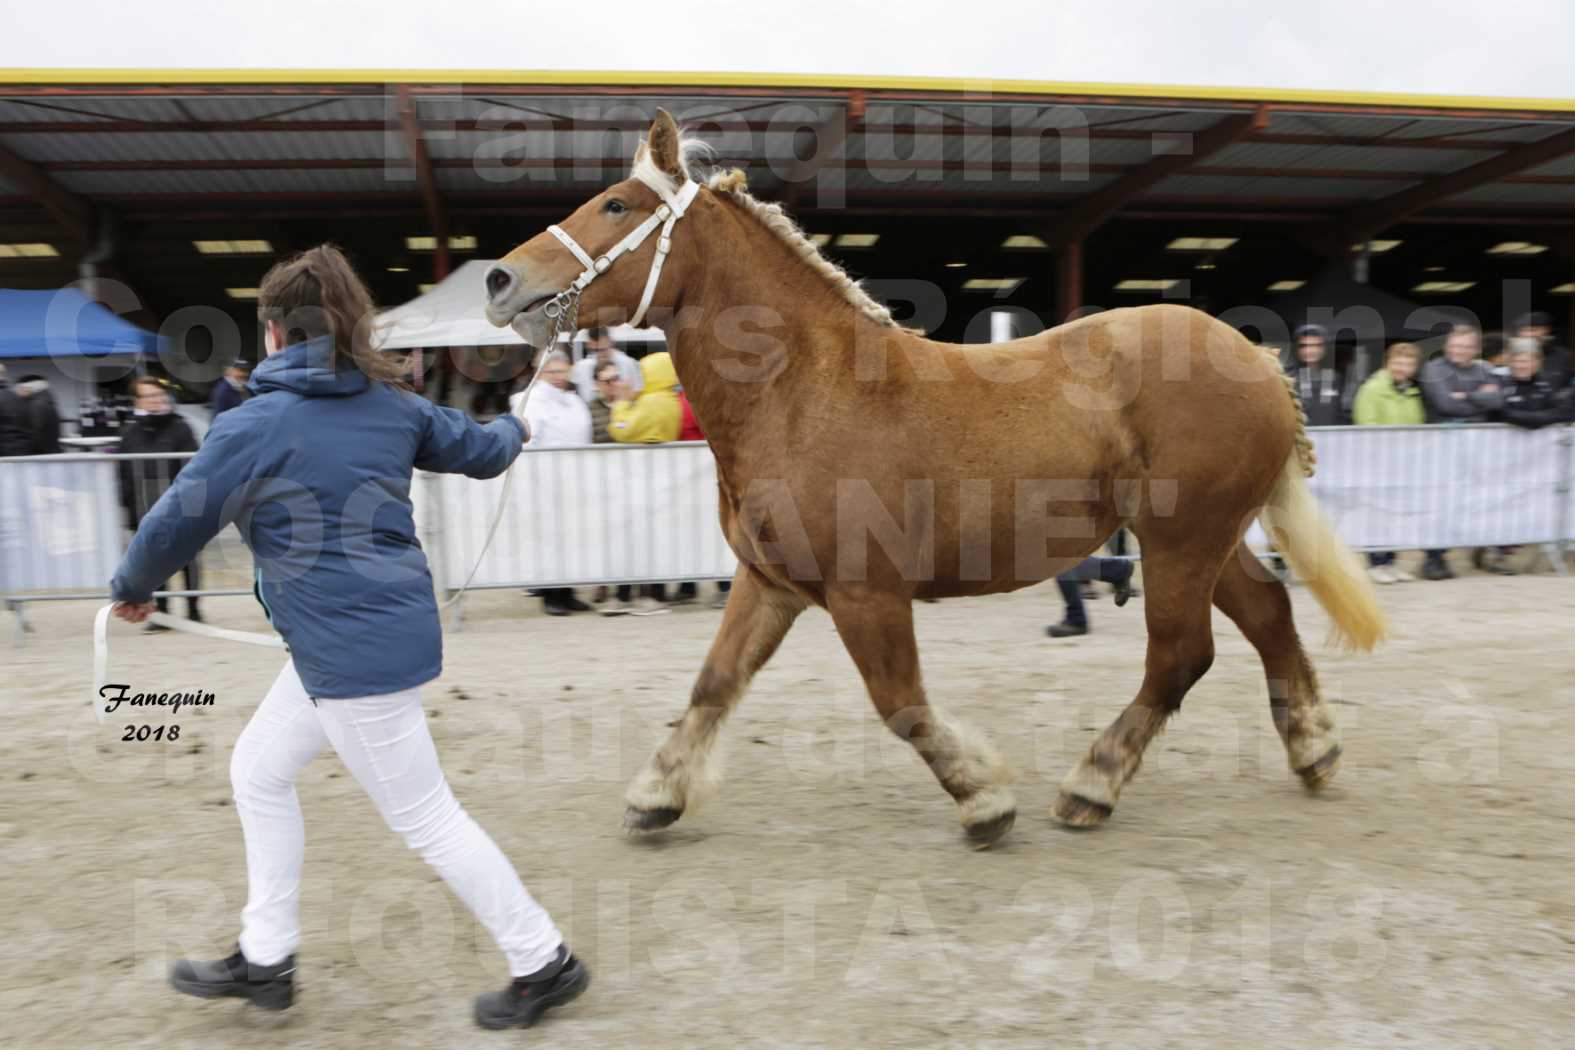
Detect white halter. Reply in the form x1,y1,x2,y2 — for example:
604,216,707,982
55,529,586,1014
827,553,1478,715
542,174,701,329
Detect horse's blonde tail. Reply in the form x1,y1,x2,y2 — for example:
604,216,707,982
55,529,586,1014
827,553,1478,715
1258,455,1387,652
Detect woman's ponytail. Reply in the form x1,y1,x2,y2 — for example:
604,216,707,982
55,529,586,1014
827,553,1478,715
257,244,409,388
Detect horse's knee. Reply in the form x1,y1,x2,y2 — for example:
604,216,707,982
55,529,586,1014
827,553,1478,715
1148,633,1215,706
690,664,740,708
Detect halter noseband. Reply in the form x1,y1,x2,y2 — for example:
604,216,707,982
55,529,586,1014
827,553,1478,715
540,174,702,331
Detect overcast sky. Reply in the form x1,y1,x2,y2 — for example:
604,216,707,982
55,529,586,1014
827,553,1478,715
2,0,1572,100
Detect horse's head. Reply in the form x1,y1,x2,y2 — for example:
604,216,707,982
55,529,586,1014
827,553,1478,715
484,110,702,347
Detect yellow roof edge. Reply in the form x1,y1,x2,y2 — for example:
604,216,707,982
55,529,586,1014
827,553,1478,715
0,68,1572,114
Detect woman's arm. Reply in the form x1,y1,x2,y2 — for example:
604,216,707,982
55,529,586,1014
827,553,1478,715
1467,369,1504,411
109,418,254,604
414,397,527,478
1421,362,1480,418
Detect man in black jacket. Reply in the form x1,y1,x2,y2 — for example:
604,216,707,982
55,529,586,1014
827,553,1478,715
15,375,62,454
208,360,251,419
118,377,202,626
1500,339,1573,429
0,365,34,457
1514,311,1570,389
1288,324,1350,427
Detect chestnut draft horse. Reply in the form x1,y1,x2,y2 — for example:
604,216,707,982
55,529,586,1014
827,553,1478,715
485,112,1385,849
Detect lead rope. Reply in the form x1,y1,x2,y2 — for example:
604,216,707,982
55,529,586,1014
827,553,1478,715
91,604,285,724
437,291,578,611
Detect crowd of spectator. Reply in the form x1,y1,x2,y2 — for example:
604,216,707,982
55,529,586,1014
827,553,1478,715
1292,311,1574,583
510,327,728,617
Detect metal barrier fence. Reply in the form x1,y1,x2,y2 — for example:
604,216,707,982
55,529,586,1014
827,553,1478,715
4,424,1572,642
1247,423,1575,554
0,451,258,642
415,442,736,598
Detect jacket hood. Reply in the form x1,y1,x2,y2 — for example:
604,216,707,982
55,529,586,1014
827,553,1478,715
249,335,371,399
639,352,678,393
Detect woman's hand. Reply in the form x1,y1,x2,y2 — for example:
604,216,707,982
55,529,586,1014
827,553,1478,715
112,601,155,623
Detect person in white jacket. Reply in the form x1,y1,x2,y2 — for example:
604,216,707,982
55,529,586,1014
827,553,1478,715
509,352,593,615
509,351,592,448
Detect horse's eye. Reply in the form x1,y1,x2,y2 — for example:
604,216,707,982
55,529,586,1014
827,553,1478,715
604,199,628,215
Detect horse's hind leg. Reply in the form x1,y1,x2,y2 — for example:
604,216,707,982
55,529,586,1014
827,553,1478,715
1053,541,1225,827
624,567,807,831
1212,543,1341,788
825,587,1016,848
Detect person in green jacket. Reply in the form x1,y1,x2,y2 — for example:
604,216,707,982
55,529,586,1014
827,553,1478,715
1352,342,1425,583
1353,341,1427,426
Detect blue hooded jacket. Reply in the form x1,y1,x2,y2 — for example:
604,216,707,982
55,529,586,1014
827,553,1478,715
109,336,526,699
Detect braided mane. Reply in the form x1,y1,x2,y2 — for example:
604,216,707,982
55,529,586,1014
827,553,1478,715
632,136,896,329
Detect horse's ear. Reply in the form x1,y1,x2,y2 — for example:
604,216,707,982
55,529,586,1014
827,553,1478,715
647,109,684,179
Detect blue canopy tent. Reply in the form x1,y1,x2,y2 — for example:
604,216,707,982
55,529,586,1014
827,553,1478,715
0,288,165,435
0,287,163,360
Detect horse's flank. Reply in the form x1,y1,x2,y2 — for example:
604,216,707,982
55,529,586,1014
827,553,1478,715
653,182,1299,607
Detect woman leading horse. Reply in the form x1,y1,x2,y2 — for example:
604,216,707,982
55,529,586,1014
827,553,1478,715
485,112,1385,849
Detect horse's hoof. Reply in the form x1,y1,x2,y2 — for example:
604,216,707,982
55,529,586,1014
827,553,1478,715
964,808,1016,850
1053,791,1113,828
623,805,682,832
1295,744,1342,792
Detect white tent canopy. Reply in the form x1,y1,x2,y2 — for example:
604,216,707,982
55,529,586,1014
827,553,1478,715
376,260,659,351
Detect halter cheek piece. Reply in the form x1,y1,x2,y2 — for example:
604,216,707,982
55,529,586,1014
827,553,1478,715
541,175,702,331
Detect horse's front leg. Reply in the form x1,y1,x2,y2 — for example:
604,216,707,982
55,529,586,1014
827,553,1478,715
825,586,1017,848
623,567,807,831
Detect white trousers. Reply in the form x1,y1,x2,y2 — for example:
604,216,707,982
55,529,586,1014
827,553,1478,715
230,660,563,976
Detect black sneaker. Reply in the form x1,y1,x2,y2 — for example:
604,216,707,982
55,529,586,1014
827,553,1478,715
473,946,589,1031
168,947,295,1010
1112,564,1137,607
1046,621,1089,638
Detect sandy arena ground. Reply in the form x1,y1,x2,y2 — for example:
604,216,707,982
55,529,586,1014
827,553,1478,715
4,558,1575,1049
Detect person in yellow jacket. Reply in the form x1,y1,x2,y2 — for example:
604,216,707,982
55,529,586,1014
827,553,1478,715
608,351,681,443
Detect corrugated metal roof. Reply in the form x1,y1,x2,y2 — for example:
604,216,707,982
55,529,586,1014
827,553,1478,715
1263,111,1559,141
435,166,610,193
10,130,391,163
53,167,411,195
1523,154,1575,177
0,97,190,123
176,95,393,122
1209,140,1487,173
1146,174,1396,201
0,88,1570,217
1449,181,1575,205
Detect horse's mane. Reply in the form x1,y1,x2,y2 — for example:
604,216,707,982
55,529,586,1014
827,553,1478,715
633,136,898,329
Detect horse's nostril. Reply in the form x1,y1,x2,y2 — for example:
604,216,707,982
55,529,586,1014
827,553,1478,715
485,267,513,300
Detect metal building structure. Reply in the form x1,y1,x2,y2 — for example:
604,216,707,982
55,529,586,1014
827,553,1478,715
1,73,1572,345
